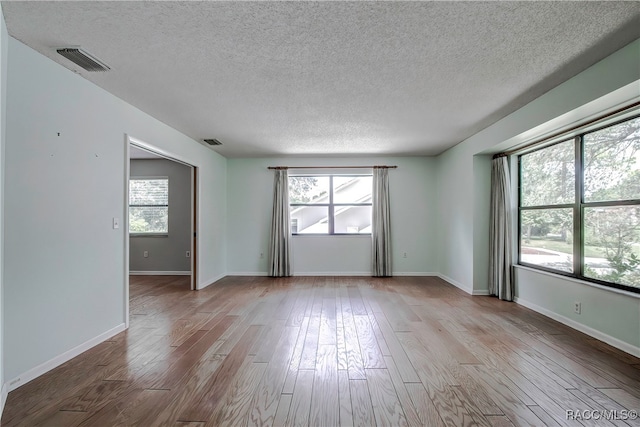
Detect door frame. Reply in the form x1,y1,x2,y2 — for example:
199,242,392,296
124,135,199,328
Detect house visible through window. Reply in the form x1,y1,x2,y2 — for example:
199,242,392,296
518,115,640,292
129,177,169,234
289,175,372,234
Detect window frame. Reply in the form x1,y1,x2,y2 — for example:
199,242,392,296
289,174,373,236
129,176,169,236
517,113,640,294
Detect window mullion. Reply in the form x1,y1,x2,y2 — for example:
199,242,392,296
517,156,523,265
329,176,335,234
574,135,583,277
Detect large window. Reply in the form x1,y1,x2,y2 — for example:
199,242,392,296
129,177,169,234
289,175,372,234
519,116,640,292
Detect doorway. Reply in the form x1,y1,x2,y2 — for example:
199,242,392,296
124,136,199,326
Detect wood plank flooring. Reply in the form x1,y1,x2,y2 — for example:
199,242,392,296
3,275,640,426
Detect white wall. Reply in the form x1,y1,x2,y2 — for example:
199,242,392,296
3,38,227,384
227,157,438,275
436,39,640,353
0,5,7,411
130,159,192,273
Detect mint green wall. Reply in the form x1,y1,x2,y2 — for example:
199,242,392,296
3,38,227,382
436,39,640,353
0,5,8,407
227,157,438,275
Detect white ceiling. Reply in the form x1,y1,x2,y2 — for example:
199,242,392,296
3,1,639,158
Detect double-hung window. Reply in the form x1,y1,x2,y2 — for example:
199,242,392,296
289,175,372,234
129,177,169,235
518,115,640,292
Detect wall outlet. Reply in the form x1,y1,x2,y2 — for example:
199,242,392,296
574,301,581,314
260,252,264,259
186,251,191,258
113,217,119,229
143,251,149,258
403,252,407,258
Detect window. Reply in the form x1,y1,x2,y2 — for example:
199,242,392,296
289,175,372,234
129,177,169,234
519,116,640,292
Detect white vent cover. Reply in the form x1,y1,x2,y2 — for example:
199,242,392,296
203,139,223,146
56,48,110,72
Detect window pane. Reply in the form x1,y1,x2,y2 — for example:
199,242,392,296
520,140,575,207
333,176,372,203
291,206,329,234
334,205,372,233
520,208,573,273
584,206,640,288
129,207,168,233
289,176,330,204
130,179,168,205
584,117,640,202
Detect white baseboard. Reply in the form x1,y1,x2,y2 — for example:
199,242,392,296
226,271,439,277
393,272,439,276
514,296,640,358
1,382,7,419
226,272,269,277
437,274,473,294
226,272,377,278
197,273,227,290
472,290,491,296
293,272,372,277
129,271,191,276
6,323,126,392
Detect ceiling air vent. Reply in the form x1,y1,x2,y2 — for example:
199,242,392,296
203,139,223,146
56,48,111,72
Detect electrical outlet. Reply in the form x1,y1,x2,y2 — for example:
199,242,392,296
143,251,149,258
260,252,264,259
186,251,190,258
113,217,119,229
574,301,581,314
403,252,407,258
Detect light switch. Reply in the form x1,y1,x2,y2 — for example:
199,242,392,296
113,217,120,229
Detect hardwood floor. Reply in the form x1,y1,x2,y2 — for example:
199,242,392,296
3,275,640,426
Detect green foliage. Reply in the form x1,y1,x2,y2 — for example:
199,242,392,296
521,140,575,207
587,252,640,287
289,176,329,204
289,177,317,203
129,217,149,232
584,118,640,202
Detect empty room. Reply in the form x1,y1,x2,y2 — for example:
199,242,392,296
0,1,639,426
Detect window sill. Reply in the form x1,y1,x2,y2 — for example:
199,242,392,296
292,233,372,237
130,233,169,238
514,264,640,299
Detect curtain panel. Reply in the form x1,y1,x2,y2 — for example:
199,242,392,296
268,169,291,277
489,155,514,301
372,167,392,277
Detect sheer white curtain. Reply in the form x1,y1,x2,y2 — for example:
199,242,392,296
372,167,392,277
489,155,513,300
269,168,291,277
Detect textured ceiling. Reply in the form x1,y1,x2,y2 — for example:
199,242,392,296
3,1,640,157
